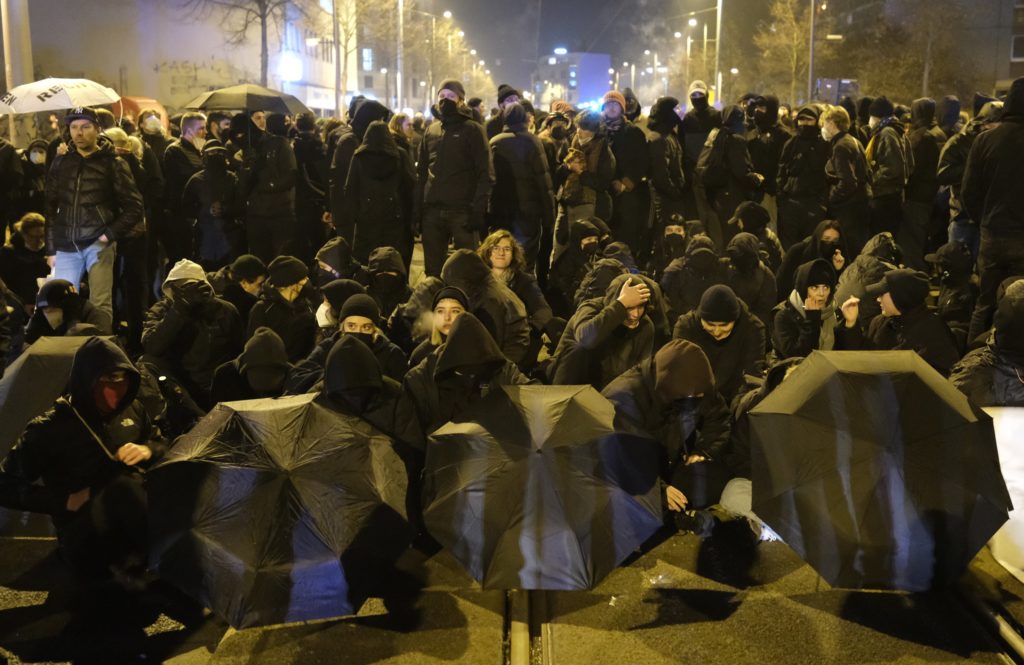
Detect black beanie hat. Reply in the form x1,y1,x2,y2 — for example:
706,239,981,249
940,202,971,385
266,255,308,288
731,201,771,233
497,84,521,105
322,278,367,312
868,96,895,118
339,293,380,324
432,285,470,311
698,284,741,323
575,109,602,132
230,254,267,283
865,268,930,313
438,78,466,100
502,103,528,130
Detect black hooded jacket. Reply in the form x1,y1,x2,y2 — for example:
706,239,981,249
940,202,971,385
824,130,869,208
745,96,790,196
724,232,777,328
315,236,371,287
776,222,847,302
163,138,204,215
367,246,412,323
246,286,319,363
210,326,294,403
548,219,601,317
0,337,165,523
836,304,960,376
0,233,48,312
660,236,727,322
489,104,556,227
905,98,946,204
777,115,829,200
234,115,298,219
938,101,1003,218
834,232,901,326
950,285,1024,406
725,357,803,478
771,258,840,359
647,99,687,225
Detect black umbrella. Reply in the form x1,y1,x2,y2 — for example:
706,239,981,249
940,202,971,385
183,83,312,116
749,350,1011,591
423,385,663,591
148,393,412,628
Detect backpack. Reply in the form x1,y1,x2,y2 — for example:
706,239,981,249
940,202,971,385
695,128,730,188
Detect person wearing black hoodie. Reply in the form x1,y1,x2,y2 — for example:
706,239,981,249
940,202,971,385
865,96,914,238
854,97,874,148
246,256,318,363
900,98,947,271
485,84,523,140
775,219,847,302
746,95,791,228
206,253,266,323
647,97,687,236
24,279,107,345
0,337,165,580
682,81,723,224
660,235,727,323
547,219,602,318
416,80,496,277
925,241,977,352
772,258,840,359
488,103,557,271
723,233,777,328
401,312,530,446
210,326,294,402
951,279,1024,406
672,285,766,401
603,90,651,257
776,106,829,250
0,213,49,313
725,201,784,275
162,112,207,263
329,99,392,244
292,113,330,263
367,246,412,326
314,236,371,287
963,77,1024,342
182,140,239,270
938,95,963,140
698,105,764,249
345,120,415,267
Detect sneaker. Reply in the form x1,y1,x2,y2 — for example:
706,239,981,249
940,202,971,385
674,509,715,538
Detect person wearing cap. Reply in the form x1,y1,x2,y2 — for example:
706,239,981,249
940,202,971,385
821,104,870,254
45,106,144,335
162,112,208,263
963,77,1024,342
951,279,1024,406
142,259,244,409
246,255,317,362
837,268,960,375
416,79,496,277
602,90,650,256
24,279,107,345
925,241,977,351
602,339,731,519
776,105,829,250
833,231,902,327
681,80,722,224
488,103,557,272
864,96,914,238
672,284,767,401
771,258,841,359
485,83,523,140
206,254,266,323
210,326,294,403
555,110,616,251
646,97,686,238
408,285,469,370
182,139,239,270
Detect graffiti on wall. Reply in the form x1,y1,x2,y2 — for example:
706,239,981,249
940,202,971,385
152,58,262,109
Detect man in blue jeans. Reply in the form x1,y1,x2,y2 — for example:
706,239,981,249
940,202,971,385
45,107,144,333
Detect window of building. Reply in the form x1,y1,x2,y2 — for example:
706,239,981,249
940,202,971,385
362,48,374,72
1014,35,1024,62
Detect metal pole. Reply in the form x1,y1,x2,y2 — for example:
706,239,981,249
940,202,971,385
396,0,404,110
703,21,708,79
428,15,435,109
332,0,341,116
714,0,722,106
807,0,815,103
2,0,35,146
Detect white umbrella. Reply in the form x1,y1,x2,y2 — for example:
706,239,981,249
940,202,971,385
0,77,120,114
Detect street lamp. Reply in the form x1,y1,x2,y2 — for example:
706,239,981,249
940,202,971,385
730,67,739,75
470,49,477,55
674,31,682,39
689,17,698,27
443,9,452,18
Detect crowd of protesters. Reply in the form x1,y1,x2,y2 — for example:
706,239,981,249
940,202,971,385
0,72,1022,591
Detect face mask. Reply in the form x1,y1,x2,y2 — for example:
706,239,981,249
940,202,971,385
29,151,45,165
582,243,599,256
317,267,340,287
821,126,835,142
665,234,687,257
43,309,64,330
798,125,818,139
142,117,162,134
374,273,405,293
690,96,709,112
345,331,375,348
819,239,841,258
729,249,759,273
438,98,458,118
550,125,568,140
94,377,129,414
869,116,881,130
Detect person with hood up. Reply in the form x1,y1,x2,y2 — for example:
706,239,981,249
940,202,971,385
246,255,318,362
0,213,50,313
229,112,298,263
836,268,960,375
963,77,1024,342
821,105,870,254
142,259,244,409
24,279,108,345
647,97,687,233
293,113,330,263
681,81,723,223
439,249,530,365
602,339,731,517
833,231,902,327
937,101,1003,260
346,120,416,267
182,139,239,270
775,219,847,302
206,253,266,323
549,274,655,390
46,107,144,335
647,221,690,281
660,235,727,323
723,232,777,328
853,97,875,148
901,98,947,270
0,337,165,582
547,219,603,318
572,257,630,309
725,201,784,275
925,241,977,351
314,235,371,288
210,326,294,403
938,95,963,140
864,96,914,238
12,138,47,219
408,285,469,370
746,95,791,227
672,284,767,401
772,258,842,359
366,246,412,327
415,80,495,277
602,90,651,256
401,312,530,447
328,99,392,243
951,279,1024,406
776,105,829,250
488,103,557,272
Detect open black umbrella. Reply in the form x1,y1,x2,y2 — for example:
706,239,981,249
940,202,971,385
749,350,1011,591
148,393,412,628
423,385,662,590
183,83,311,116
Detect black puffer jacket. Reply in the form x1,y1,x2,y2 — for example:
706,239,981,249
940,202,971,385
834,232,901,326
489,105,556,227
163,138,204,214
777,124,829,200
303,329,408,384
672,301,767,401
746,96,790,196
646,100,686,226
415,104,495,220
237,118,298,220
44,141,144,252
865,119,914,198
950,346,1024,407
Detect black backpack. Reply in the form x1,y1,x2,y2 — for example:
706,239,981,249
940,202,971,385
695,128,730,188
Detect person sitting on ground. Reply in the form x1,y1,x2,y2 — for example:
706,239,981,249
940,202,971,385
0,337,166,585
313,236,370,288
950,279,1024,406
660,235,727,323
206,254,267,323
24,279,107,345
726,201,784,275
776,219,848,302
547,219,602,319
549,274,655,390
409,286,468,370
771,259,840,359
647,219,690,281
304,294,407,382
366,247,412,330
925,241,978,353
723,232,777,328
0,213,49,315
672,285,767,402
247,255,318,363
315,278,368,337
210,326,294,403
833,231,902,327
837,268,961,376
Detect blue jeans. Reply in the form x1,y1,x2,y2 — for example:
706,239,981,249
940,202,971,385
54,239,116,333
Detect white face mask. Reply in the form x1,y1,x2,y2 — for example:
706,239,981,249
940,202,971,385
821,126,834,142
29,151,45,165
43,309,64,330
868,116,881,130
143,117,162,134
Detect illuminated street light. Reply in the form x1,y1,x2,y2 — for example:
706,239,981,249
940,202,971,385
622,61,628,67
608,67,615,74
674,31,682,38
689,17,698,27
458,30,465,37
554,47,568,55
479,59,485,66
305,36,320,48
729,67,739,75
470,49,477,55
644,49,651,55
381,67,388,74
419,80,426,86
443,10,452,18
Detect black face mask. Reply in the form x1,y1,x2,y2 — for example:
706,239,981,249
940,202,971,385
345,331,375,348
317,267,340,287
690,96,709,112
331,387,376,413
819,239,841,259
582,243,599,257
798,125,818,139
438,98,459,119
374,273,405,293
729,249,759,273
665,234,687,258
549,125,568,140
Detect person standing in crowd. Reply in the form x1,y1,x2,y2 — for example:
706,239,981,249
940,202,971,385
776,106,829,250
963,77,1024,342
602,90,650,257
865,96,914,238
12,139,47,220
646,97,687,240
182,140,239,271
416,80,495,277
746,95,790,228
697,105,764,249
488,103,556,272
162,112,207,263
681,81,722,225
292,113,330,263
486,84,522,140
822,105,870,254
46,107,144,334
329,99,392,244
900,98,946,270
555,110,616,254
